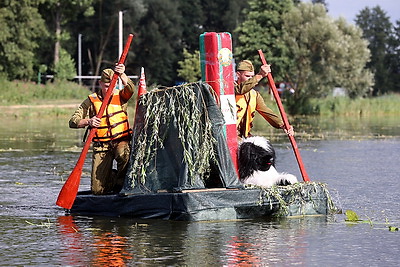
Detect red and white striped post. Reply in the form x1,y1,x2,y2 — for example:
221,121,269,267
200,32,238,173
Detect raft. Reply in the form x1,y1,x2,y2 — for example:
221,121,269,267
70,183,333,221
67,82,336,221
67,33,336,220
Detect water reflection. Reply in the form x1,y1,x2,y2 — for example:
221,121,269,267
57,216,87,266
226,235,260,265
56,215,330,266
58,216,133,266
0,117,84,151
92,232,132,266
219,217,328,266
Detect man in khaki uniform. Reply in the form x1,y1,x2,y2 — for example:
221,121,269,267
69,64,135,194
235,60,293,138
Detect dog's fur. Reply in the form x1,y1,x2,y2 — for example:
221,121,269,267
238,136,298,187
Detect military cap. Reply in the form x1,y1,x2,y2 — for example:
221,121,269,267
236,60,254,72
100,68,114,83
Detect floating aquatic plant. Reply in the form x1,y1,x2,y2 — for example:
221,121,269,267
344,209,399,232
25,219,53,228
345,209,360,222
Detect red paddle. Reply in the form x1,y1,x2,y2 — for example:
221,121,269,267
56,34,134,209
258,49,310,182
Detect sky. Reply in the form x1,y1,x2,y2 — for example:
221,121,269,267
325,0,400,24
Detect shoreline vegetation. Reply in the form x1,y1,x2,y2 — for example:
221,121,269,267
1,80,400,119
0,79,138,118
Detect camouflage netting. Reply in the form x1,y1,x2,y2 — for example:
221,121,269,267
121,82,242,194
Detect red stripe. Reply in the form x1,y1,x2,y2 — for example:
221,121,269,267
226,124,238,171
204,33,221,100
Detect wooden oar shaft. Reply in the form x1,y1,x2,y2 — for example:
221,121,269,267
258,49,310,182
56,34,134,209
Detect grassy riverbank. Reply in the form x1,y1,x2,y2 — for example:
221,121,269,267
0,79,138,118
259,90,400,116
309,94,400,116
1,79,399,118
0,78,90,105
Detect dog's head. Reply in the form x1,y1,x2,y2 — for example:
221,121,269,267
238,136,276,181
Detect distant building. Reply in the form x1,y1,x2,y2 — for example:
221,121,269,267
332,87,346,97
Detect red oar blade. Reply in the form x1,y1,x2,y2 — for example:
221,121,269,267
56,167,83,209
56,131,93,209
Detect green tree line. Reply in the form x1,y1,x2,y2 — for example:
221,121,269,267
1,0,399,113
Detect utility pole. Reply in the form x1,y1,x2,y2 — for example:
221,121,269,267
118,11,123,89
78,34,82,85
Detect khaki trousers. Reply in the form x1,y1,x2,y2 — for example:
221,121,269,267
91,139,131,195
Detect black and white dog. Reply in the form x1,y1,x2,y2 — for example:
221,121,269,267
238,136,298,187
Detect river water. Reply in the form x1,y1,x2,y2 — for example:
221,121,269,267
0,115,399,266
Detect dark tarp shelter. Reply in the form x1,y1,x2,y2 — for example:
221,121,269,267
120,82,242,195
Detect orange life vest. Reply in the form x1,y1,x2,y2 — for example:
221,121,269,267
88,92,132,142
236,90,257,138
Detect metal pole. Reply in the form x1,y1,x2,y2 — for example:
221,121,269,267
118,11,123,89
78,34,82,85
